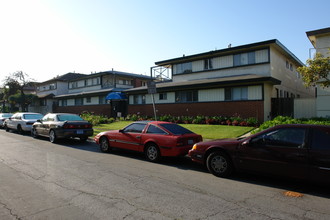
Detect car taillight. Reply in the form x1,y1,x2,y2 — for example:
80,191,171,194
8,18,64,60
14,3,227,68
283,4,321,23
63,124,92,129
63,124,76,129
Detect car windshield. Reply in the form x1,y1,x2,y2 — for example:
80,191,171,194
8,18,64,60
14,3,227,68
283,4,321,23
23,114,43,120
57,114,84,121
159,123,194,135
1,114,12,118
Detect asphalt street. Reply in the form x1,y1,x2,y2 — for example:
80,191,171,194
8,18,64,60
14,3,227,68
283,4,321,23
0,129,330,220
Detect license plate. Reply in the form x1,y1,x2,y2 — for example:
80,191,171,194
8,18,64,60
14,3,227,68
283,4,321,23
188,139,194,145
76,130,84,134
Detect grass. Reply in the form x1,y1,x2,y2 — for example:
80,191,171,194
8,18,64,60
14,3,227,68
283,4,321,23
93,121,254,140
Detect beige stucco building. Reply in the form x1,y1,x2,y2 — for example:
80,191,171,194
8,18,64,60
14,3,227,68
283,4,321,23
307,27,330,118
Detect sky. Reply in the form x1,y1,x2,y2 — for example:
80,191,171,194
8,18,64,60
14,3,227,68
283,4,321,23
0,0,329,84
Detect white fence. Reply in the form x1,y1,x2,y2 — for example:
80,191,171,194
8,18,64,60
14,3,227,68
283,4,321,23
294,98,316,119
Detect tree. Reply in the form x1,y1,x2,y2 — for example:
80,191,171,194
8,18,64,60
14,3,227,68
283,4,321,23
3,71,36,112
297,51,330,88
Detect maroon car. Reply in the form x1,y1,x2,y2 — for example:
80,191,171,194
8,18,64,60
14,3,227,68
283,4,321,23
189,124,330,184
94,121,202,162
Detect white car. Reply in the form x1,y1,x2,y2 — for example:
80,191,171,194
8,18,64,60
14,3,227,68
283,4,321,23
5,112,43,133
0,113,13,128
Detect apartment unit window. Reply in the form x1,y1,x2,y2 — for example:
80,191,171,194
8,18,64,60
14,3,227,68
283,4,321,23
86,97,91,103
133,95,146,104
39,99,47,106
99,96,106,104
61,99,67,106
225,87,248,101
70,82,78,89
75,98,83,106
234,52,255,66
159,93,167,100
49,83,56,90
175,90,198,103
204,59,213,70
176,62,192,74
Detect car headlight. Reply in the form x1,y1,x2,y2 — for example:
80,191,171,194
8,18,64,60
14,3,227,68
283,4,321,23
192,144,198,150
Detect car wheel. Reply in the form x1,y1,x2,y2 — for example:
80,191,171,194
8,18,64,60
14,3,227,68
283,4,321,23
80,137,88,142
17,125,23,134
206,151,233,178
31,127,38,138
99,136,111,153
49,130,57,143
4,124,9,132
145,143,161,162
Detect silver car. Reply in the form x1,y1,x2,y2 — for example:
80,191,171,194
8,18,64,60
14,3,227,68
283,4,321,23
5,112,43,133
0,113,13,128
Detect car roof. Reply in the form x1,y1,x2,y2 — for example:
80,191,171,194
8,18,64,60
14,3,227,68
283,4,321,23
272,124,330,129
133,121,174,125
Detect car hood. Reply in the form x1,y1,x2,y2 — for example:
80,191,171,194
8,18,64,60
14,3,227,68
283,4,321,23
202,138,240,145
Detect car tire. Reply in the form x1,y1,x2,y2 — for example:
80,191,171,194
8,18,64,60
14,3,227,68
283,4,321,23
145,143,161,162
4,124,9,132
31,127,38,138
17,125,23,134
99,136,111,153
49,130,57,143
206,151,233,178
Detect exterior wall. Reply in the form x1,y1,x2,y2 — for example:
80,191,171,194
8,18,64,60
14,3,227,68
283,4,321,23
317,87,330,118
37,81,68,96
294,98,316,118
315,35,330,56
269,46,315,98
173,63,270,82
128,101,264,122
54,104,112,117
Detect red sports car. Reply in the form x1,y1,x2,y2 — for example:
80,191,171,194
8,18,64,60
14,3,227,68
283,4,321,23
94,121,203,162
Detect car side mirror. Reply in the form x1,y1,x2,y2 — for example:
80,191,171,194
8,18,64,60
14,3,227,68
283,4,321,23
242,139,250,146
37,119,42,123
119,129,124,133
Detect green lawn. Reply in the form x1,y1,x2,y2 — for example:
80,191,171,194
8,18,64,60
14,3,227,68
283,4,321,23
93,121,254,140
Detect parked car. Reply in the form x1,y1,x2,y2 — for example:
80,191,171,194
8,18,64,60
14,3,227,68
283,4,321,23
5,112,43,133
189,124,330,184
31,113,93,143
0,113,13,128
94,121,203,162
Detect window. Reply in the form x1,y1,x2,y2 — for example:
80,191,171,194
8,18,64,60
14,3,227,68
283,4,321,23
252,128,306,148
61,100,67,106
123,123,146,133
175,90,198,103
49,83,56,90
99,96,106,104
75,98,83,106
204,59,213,70
40,99,47,106
225,87,248,101
159,93,167,100
70,82,78,89
234,52,255,66
286,60,289,69
176,62,192,74
146,125,167,135
133,95,146,104
290,63,293,71
86,97,91,103
311,128,330,150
